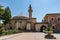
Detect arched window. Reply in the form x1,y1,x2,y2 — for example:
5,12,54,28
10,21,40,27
52,18,53,21
58,18,60,20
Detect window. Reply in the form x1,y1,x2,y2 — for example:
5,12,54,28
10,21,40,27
58,18,60,20
52,18,53,21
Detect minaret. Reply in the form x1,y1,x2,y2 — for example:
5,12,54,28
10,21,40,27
28,4,33,19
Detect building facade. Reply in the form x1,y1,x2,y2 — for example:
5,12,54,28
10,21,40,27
4,5,60,32
44,14,60,32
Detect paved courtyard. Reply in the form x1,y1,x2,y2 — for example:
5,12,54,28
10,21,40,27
0,32,60,40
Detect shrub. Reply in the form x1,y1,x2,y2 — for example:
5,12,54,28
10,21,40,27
45,27,53,31
12,29,19,33
0,28,23,36
2,30,13,35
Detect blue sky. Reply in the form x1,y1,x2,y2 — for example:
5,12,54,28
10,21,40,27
0,0,60,22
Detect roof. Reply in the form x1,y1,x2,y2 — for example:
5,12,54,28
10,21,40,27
12,16,29,20
44,13,60,18
32,18,36,19
46,13,60,15
35,22,46,24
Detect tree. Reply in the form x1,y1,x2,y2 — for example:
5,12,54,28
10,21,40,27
0,5,4,24
0,22,2,27
0,5,4,16
3,7,12,24
0,5,12,30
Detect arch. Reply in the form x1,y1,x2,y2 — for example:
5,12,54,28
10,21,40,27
40,25,47,32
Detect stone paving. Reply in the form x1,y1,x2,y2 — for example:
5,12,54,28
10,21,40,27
0,32,60,40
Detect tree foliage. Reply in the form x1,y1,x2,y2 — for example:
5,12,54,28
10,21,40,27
4,7,11,21
0,22,2,27
0,5,12,24
0,5,4,20
3,7,12,24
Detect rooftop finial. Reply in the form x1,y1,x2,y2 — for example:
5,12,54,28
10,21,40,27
28,4,33,11
29,4,32,8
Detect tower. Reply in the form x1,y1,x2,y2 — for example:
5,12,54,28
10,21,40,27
28,4,33,19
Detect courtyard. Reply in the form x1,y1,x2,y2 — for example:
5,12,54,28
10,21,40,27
0,32,60,40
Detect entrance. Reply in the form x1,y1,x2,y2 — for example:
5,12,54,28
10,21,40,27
26,23,31,31
40,25,46,32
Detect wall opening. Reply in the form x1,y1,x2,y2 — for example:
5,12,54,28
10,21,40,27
40,25,46,32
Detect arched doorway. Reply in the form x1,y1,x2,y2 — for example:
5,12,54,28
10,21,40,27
40,25,46,32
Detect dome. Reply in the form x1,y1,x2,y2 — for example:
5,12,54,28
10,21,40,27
12,16,29,20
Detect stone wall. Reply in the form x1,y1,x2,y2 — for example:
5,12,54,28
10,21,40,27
35,23,48,32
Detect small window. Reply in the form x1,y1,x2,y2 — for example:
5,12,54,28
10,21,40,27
15,21,17,23
10,27,12,29
52,18,53,21
58,18,60,20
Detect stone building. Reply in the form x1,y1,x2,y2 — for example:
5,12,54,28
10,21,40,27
4,5,60,32
44,13,60,32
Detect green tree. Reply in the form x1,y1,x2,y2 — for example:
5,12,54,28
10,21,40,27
0,23,2,27
0,5,4,20
0,5,4,28
3,7,12,24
